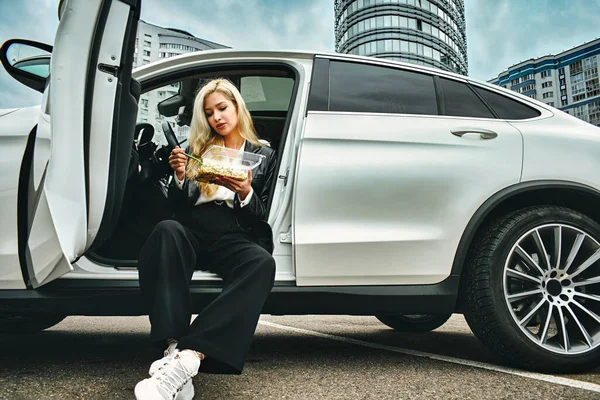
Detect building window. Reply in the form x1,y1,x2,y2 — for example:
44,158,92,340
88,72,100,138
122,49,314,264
144,40,151,47
521,84,535,93
586,78,600,98
585,67,599,80
140,98,148,107
542,92,553,99
561,99,568,107
540,70,552,78
541,81,552,88
143,50,150,57
144,33,152,38
559,67,565,76
570,60,583,75
584,55,597,70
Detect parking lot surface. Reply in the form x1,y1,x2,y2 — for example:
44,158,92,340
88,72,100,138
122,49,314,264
0,315,598,399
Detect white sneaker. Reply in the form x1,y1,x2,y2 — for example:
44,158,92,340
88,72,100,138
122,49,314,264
149,342,178,376
135,350,200,400
148,342,193,400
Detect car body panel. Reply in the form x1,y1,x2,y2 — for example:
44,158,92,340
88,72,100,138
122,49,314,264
0,108,20,118
516,113,600,189
0,107,39,289
294,111,523,286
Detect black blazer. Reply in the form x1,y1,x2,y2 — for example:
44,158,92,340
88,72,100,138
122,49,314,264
168,141,277,254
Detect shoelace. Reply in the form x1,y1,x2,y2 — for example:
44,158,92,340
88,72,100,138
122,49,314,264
155,356,194,397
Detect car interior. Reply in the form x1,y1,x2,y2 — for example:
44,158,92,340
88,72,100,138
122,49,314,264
91,65,297,265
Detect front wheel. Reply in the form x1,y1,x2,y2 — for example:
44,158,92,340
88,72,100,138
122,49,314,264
463,206,600,373
0,313,66,334
376,313,452,332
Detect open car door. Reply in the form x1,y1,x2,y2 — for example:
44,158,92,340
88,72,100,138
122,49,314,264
22,0,140,287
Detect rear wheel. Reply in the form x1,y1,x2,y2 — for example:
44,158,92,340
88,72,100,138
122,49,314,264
0,313,66,334
463,206,600,373
376,313,452,332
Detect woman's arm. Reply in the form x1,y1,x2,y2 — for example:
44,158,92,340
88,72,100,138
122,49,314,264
236,150,277,221
167,147,189,208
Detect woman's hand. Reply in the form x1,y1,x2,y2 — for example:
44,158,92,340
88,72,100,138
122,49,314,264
215,170,253,200
169,147,187,180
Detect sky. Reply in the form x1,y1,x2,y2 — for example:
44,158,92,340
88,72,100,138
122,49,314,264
0,0,598,109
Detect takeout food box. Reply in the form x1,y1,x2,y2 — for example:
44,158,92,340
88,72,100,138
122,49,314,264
188,145,266,183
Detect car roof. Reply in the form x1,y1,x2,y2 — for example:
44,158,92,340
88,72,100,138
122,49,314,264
132,48,545,111
134,48,468,81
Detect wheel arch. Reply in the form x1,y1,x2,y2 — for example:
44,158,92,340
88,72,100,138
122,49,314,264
453,180,600,311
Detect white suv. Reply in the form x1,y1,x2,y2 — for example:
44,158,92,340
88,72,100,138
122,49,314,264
1,0,599,373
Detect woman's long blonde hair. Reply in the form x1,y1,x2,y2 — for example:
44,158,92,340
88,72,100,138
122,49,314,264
186,78,262,196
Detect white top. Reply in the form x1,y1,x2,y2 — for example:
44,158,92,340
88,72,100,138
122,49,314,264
173,141,254,209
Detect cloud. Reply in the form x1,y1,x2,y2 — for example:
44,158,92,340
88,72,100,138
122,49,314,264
466,0,599,81
140,0,334,52
0,0,334,109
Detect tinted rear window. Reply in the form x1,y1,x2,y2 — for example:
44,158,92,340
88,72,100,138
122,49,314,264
473,86,541,119
329,61,438,115
439,78,495,118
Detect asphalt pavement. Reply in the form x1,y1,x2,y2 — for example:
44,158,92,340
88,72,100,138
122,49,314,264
0,315,598,399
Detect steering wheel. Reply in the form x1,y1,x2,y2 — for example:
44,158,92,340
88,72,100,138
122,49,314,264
162,121,180,152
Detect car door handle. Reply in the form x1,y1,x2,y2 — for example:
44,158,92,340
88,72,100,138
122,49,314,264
450,128,498,140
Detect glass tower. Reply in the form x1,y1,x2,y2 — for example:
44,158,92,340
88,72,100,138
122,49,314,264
334,0,468,75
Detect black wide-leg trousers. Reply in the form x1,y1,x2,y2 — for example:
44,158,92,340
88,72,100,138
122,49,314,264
137,205,275,374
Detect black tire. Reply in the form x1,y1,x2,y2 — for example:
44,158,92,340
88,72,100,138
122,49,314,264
462,205,600,373
0,313,66,334
376,313,452,332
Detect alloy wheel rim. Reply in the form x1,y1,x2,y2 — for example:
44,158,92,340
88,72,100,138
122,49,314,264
503,223,600,355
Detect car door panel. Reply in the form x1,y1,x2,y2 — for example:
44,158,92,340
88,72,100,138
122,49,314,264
294,112,522,286
18,0,140,288
87,0,138,244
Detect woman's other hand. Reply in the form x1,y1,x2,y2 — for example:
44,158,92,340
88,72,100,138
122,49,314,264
169,147,187,180
215,170,253,200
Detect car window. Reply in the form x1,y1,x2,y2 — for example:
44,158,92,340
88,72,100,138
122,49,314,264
329,60,438,115
472,86,541,120
439,78,495,119
137,82,185,147
240,76,294,112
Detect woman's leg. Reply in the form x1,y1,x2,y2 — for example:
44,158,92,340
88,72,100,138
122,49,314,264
177,235,276,374
138,219,203,343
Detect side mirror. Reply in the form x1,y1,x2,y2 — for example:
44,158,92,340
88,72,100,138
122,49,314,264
0,39,53,93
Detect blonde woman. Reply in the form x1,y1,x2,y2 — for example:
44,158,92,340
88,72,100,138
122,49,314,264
135,79,277,400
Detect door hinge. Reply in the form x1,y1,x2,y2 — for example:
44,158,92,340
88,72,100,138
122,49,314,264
98,63,119,77
279,227,292,244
